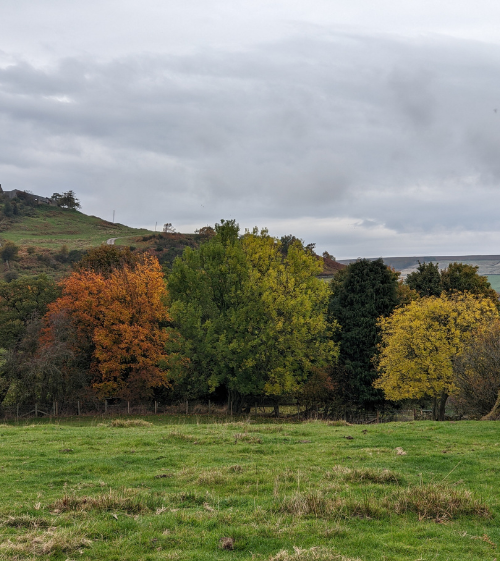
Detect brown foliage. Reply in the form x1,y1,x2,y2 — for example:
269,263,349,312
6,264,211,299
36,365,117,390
42,255,172,400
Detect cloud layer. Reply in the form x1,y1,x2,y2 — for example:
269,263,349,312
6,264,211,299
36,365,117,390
1,4,500,258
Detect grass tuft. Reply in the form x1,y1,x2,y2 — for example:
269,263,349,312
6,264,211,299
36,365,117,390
1,515,50,529
386,484,491,519
50,490,155,514
326,466,402,484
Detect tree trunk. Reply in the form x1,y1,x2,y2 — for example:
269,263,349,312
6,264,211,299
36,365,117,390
432,396,438,421
273,402,280,418
482,390,500,420
438,392,448,421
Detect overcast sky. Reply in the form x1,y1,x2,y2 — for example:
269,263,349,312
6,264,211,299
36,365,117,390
2,1,500,258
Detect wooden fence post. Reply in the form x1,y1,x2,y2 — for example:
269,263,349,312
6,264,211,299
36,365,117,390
128,401,130,414
155,401,158,414
186,400,188,415
55,402,58,416
35,403,38,418
16,404,19,421
208,400,211,415
105,399,108,414
77,401,80,416
230,401,233,417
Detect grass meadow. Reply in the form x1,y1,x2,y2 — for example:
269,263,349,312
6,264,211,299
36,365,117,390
0,417,499,560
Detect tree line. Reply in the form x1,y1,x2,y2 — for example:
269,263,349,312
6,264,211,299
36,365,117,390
0,222,499,420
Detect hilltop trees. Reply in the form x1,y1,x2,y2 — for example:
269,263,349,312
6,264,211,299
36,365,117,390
167,220,337,412
374,293,498,420
51,190,81,209
328,259,399,408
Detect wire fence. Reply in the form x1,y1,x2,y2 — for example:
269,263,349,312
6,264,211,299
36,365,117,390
0,399,422,424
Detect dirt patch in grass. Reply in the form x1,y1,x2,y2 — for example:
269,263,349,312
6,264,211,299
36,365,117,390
110,419,153,428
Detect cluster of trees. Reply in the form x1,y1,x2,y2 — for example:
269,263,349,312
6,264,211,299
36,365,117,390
0,221,499,420
50,191,80,209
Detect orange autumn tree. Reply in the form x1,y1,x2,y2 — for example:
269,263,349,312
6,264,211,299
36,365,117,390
41,253,171,400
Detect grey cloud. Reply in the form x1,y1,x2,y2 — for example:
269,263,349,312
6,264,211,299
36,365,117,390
2,31,500,256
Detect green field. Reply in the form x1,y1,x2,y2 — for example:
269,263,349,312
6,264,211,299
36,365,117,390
0,417,498,560
486,275,500,293
0,205,152,250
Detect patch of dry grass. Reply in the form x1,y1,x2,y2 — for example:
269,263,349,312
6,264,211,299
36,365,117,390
0,528,92,556
110,419,153,427
387,484,491,520
234,432,263,444
326,466,402,484
196,469,227,486
0,515,50,529
279,483,490,521
268,546,361,560
50,490,152,514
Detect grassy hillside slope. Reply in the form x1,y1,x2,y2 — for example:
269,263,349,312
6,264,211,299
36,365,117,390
0,204,153,250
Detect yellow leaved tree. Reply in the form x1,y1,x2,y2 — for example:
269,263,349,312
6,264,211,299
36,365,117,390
374,293,498,420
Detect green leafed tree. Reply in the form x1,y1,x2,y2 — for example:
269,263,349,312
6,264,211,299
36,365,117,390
328,258,399,408
405,261,497,302
405,261,442,297
0,274,60,349
167,220,337,412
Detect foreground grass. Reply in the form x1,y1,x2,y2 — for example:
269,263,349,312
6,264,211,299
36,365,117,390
0,418,498,560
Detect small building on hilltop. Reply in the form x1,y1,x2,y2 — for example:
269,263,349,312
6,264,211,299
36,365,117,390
0,184,55,206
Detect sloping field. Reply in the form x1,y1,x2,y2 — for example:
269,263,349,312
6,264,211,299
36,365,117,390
0,205,153,250
0,417,498,560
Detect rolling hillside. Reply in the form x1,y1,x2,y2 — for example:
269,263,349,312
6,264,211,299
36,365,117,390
339,255,500,291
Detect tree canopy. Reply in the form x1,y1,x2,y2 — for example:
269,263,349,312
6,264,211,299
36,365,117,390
0,274,60,349
42,254,171,400
374,293,498,420
167,220,337,411
328,258,399,408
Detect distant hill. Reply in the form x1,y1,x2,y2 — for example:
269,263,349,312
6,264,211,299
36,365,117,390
338,255,500,292
0,200,342,281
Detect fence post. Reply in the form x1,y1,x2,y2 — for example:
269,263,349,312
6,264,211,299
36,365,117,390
376,410,380,424
230,401,233,417
35,403,38,418
208,400,211,415
186,400,188,415
56,401,58,416
16,404,19,421
128,401,130,414
297,403,300,420
77,401,80,416
155,401,158,414
105,399,108,414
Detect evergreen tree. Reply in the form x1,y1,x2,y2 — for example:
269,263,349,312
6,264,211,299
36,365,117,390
405,261,442,297
328,258,399,408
